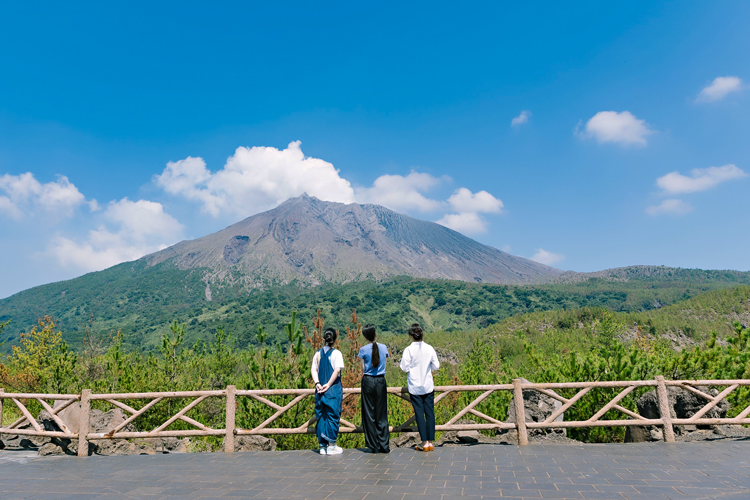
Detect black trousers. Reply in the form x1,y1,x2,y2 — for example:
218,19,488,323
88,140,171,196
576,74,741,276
361,375,390,452
409,391,435,441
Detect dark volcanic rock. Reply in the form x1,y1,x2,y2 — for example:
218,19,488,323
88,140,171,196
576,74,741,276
503,378,566,437
625,386,729,443
221,435,277,452
389,432,422,449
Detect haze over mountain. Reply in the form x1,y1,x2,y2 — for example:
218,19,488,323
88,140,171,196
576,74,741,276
147,194,562,293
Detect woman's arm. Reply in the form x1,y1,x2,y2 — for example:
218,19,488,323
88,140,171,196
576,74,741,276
311,352,323,392
319,367,341,393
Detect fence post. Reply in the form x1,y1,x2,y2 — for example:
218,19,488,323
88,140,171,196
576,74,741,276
225,385,236,453
655,376,675,443
0,388,4,428
512,379,529,446
77,389,91,457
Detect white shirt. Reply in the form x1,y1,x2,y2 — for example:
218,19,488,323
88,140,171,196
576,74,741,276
399,341,440,395
311,346,345,383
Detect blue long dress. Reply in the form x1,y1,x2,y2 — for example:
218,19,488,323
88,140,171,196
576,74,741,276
315,348,343,447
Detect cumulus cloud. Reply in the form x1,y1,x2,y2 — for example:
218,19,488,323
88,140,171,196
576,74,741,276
155,141,355,217
0,173,94,219
437,188,505,234
436,212,487,234
645,199,693,216
697,76,743,102
530,249,564,266
580,111,654,146
447,187,503,213
656,164,747,194
511,110,531,127
156,141,507,236
356,171,444,213
48,198,183,273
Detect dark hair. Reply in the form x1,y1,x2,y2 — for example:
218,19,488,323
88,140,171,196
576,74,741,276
362,324,379,368
323,328,338,347
408,323,424,341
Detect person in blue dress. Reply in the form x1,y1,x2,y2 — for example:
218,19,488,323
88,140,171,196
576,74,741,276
311,328,345,455
358,324,390,453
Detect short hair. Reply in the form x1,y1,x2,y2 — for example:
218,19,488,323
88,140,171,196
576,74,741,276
362,324,376,342
323,328,338,347
408,323,424,341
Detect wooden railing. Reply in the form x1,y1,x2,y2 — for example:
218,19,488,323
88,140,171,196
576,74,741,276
2,377,750,456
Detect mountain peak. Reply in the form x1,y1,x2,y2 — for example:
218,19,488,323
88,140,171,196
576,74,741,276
148,197,562,288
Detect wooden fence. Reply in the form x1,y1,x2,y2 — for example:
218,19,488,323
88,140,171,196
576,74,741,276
2,377,749,457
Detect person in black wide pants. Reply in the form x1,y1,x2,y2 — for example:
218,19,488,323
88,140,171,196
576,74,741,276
358,324,390,453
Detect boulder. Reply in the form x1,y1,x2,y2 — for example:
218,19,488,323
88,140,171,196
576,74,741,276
221,435,277,452
95,439,156,456
624,386,729,443
439,419,483,445
457,430,481,443
503,379,566,437
38,442,66,456
89,408,133,434
389,432,422,449
142,437,191,454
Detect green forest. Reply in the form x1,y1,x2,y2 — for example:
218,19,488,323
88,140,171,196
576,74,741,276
2,263,749,353
2,282,749,449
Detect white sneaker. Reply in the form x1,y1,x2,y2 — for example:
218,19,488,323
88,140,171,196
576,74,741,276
319,447,327,455
326,445,343,455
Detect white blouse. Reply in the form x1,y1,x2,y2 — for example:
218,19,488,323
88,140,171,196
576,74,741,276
399,341,440,395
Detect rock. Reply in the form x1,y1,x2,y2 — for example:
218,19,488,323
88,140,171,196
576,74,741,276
389,432,422,449
95,440,156,456
504,378,566,437
89,408,133,434
457,430,481,443
52,399,83,434
142,437,190,454
221,435,277,452
624,426,649,443
624,385,729,443
38,442,66,456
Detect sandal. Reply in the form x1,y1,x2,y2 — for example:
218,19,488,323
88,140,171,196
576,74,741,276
414,444,428,452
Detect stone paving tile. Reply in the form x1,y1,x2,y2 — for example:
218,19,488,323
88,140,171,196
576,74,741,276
1,442,749,499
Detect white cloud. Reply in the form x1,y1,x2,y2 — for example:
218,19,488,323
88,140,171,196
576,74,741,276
0,173,93,219
581,111,654,146
645,199,693,216
356,171,443,213
48,198,183,273
437,212,488,234
656,164,747,194
447,187,503,214
530,248,564,266
156,141,507,236
437,188,504,235
155,141,355,217
697,76,743,102
511,110,531,127
501,244,512,253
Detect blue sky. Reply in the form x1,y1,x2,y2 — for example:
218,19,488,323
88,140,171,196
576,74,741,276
1,1,748,298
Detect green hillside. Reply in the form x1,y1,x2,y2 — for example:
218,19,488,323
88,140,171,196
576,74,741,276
2,259,749,353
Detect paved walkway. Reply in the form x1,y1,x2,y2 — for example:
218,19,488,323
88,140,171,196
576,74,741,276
1,442,749,499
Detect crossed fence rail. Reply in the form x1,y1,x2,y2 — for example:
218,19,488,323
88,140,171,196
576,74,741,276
2,377,750,457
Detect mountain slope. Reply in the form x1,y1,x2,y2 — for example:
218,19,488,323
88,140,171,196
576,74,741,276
147,194,562,289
